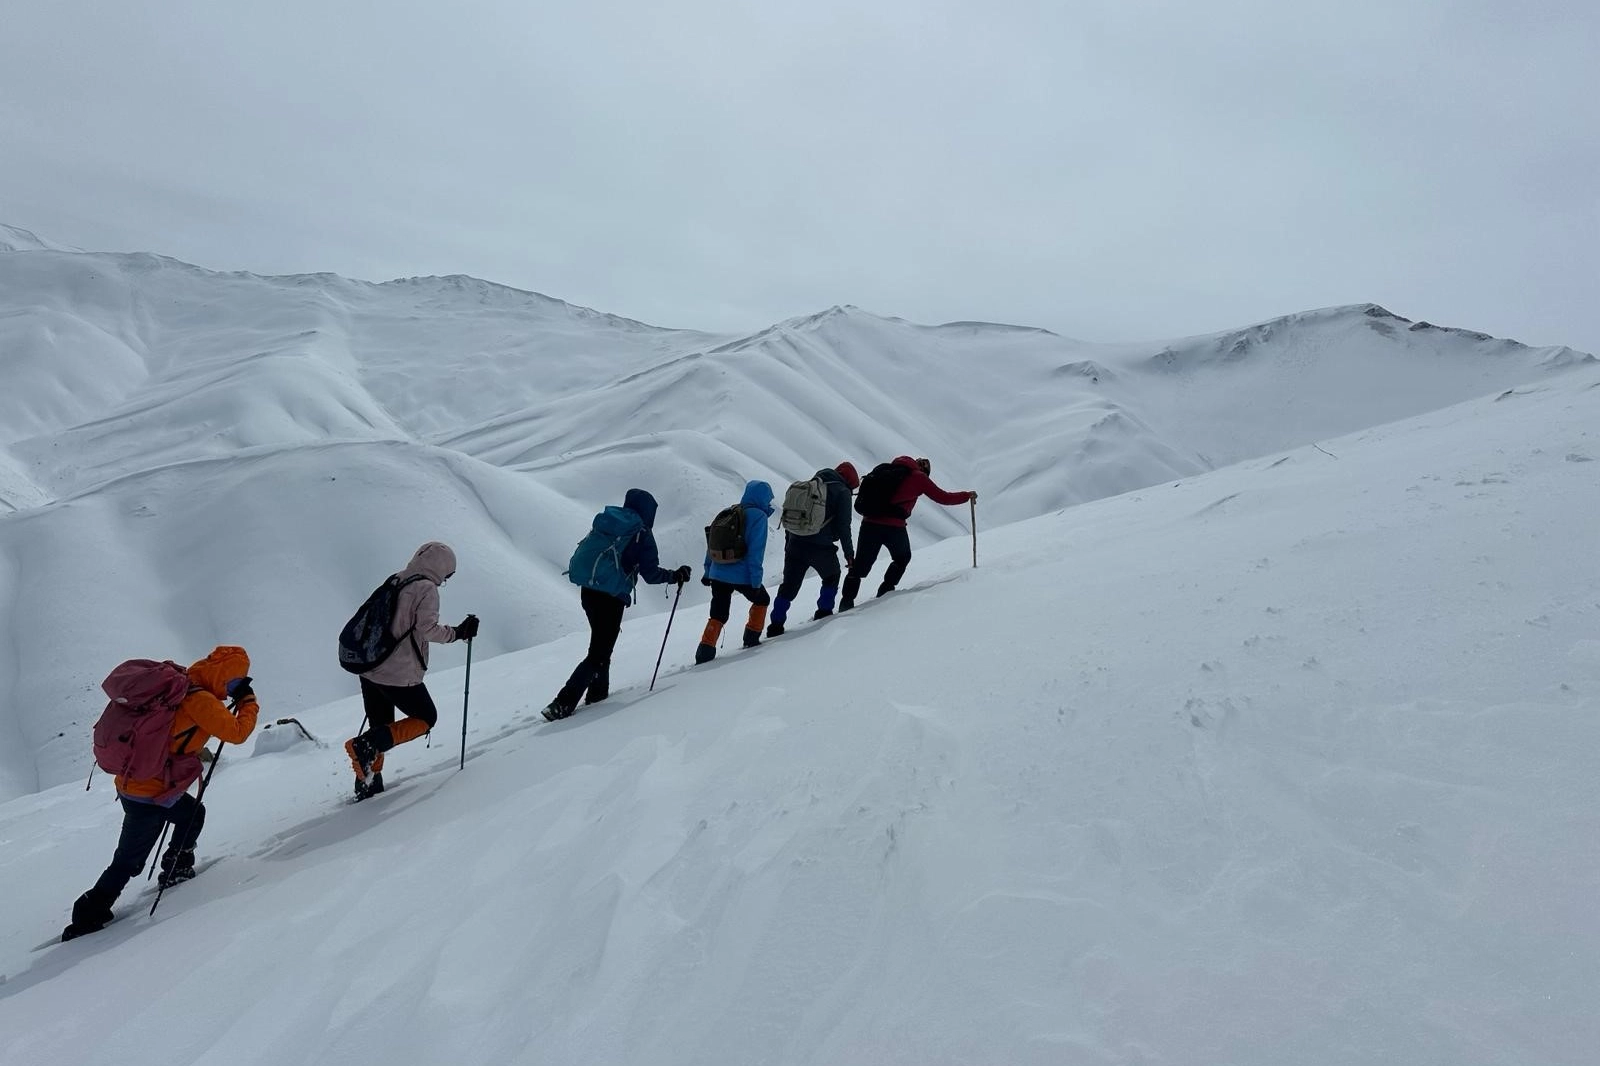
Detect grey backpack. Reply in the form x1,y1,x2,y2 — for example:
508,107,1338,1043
780,477,829,536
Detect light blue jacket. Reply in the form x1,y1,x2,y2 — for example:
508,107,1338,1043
704,480,774,588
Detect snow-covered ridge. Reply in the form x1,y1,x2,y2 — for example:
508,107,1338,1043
0,228,1593,799
0,224,79,253
2,362,1596,1065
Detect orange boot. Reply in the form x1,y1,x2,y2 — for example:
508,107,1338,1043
744,603,767,648
695,619,723,665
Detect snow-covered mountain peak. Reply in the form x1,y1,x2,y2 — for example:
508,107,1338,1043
0,232,1594,803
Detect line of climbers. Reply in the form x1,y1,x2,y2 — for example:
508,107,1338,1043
544,454,976,716
62,456,973,941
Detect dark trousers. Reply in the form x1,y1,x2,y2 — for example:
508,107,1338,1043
556,586,627,706
708,580,770,624
90,794,204,902
843,522,912,605
357,678,439,772
773,539,842,621
359,677,439,745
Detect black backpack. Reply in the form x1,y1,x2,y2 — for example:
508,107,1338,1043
705,504,747,563
337,574,428,674
854,462,914,519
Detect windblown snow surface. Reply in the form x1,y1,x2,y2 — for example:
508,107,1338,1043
0,235,1597,1064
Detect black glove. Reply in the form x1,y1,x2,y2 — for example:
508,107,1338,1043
226,676,254,701
700,575,713,587
672,565,693,586
455,615,480,641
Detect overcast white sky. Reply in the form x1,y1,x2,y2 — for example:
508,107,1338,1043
3,0,1596,351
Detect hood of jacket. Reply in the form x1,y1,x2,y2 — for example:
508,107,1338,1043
188,645,250,699
623,488,659,529
401,541,457,585
892,455,919,471
740,480,774,514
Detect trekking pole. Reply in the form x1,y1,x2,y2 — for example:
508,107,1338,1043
970,496,978,568
650,583,684,691
84,765,95,791
150,742,224,917
145,824,171,882
459,636,473,771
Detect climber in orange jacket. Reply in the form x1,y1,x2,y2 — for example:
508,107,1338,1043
64,645,259,941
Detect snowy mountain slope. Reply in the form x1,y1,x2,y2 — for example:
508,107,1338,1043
2,364,1596,1066
0,234,1594,801
0,224,77,253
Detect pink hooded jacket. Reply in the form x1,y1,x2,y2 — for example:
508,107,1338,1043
361,542,461,687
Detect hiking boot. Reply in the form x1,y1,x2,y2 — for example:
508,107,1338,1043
694,643,716,665
159,847,197,888
542,699,576,722
742,629,761,649
62,890,115,942
344,734,378,782
812,608,833,620
367,772,385,796
584,685,609,706
765,621,785,638
875,583,896,598
155,857,196,889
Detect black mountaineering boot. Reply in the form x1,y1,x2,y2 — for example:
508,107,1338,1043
157,848,197,888
62,890,116,942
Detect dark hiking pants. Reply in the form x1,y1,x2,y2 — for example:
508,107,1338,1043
842,521,912,606
357,677,440,768
708,580,771,624
90,793,205,903
556,586,627,707
773,539,842,621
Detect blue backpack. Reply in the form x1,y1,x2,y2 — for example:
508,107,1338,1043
567,507,644,598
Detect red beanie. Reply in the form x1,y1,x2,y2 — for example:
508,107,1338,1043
836,462,860,490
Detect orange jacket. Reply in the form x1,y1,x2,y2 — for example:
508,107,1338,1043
116,645,260,802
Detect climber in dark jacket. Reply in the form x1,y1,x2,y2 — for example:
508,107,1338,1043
767,462,859,636
544,488,691,719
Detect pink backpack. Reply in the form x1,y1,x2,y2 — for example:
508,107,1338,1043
93,660,192,779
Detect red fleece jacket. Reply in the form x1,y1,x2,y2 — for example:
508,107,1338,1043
863,456,973,528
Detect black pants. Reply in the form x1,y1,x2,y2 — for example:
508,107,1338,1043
90,794,204,902
359,676,439,750
774,539,842,619
708,580,770,623
556,586,627,706
843,522,911,604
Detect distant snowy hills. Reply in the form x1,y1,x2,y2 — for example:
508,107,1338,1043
0,230,1592,799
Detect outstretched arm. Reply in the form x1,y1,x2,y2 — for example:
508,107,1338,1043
913,472,973,507
633,531,675,585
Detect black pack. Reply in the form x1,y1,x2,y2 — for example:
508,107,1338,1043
705,504,747,563
337,574,428,674
854,462,914,519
